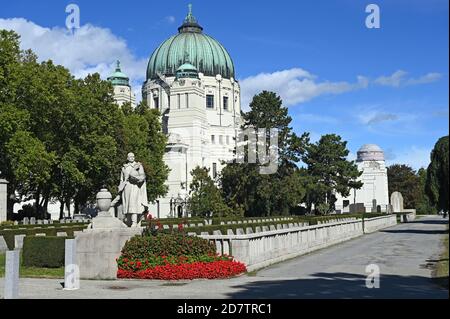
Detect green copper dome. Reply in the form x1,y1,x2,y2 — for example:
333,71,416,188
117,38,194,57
108,60,130,86
146,5,235,81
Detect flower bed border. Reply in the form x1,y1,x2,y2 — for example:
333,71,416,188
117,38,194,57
117,259,247,280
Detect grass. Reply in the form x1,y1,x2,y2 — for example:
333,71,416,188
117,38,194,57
432,225,449,289
0,252,64,279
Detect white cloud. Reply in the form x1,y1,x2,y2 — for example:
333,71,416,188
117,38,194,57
0,18,147,100
374,70,441,87
386,146,431,170
165,16,176,24
239,68,369,110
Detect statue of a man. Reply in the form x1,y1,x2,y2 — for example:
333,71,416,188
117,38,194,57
119,153,148,227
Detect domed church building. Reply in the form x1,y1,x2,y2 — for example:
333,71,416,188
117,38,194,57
141,6,242,218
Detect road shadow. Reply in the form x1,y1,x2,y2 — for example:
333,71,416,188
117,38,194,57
381,229,448,235
228,272,448,299
409,219,449,226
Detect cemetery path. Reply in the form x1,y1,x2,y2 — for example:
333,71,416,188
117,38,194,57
0,216,448,299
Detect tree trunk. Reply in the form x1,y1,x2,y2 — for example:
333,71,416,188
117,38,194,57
59,199,64,220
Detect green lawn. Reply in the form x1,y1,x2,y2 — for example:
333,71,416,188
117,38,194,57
433,226,449,289
0,252,64,279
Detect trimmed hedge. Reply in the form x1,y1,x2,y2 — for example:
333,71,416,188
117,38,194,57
0,225,87,250
22,236,72,268
121,233,216,260
0,221,89,231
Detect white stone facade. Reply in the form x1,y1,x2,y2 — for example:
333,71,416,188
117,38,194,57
112,84,136,108
335,144,390,213
143,73,241,218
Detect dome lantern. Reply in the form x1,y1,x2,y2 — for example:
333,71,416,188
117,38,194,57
107,60,130,86
357,144,385,162
178,4,203,34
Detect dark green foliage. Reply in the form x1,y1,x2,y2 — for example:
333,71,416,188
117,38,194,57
301,134,363,214
188,167,233,218
387,164,421,209
416,168,437,214
0,225,86,250
221,91,308,217
121,233,216,259
22,236,69,268
0,31,169,218
426,136,449,212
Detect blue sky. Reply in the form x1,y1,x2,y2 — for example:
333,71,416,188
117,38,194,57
1,0,448,169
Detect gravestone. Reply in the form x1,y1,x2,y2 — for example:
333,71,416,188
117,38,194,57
349,203,366,214
43,220,49,225
23,217,29,225
390,191,404,213
30,217,36,225
269,225,277,231
0,236,8,253
220,222,225,225
371,199,378,213
60,219,66,224
35,233,46,237
226,229,234,235
255,226,262,233
0,178,8,222
236,228,245,235
14,235,26,250
14,221,18,226
377,205,382,213
64,239,79,290
4,250,20,299
57,232,68,237
276,224,283,230
73,231,83,237
37,220,43,225
262,226,269,232
212,230,222,236
246,227,253,234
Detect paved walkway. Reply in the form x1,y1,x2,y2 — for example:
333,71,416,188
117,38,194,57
1,216,448,299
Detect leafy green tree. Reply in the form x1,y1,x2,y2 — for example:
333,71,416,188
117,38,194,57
387,164,421,209
221,91,308,217
302,134,363,214
416,168,437,214
121,103,169,202
0,30,170,219
188,167,232,218
426,136,449,212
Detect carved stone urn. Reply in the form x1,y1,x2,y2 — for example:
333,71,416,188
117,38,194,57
96,189,112,216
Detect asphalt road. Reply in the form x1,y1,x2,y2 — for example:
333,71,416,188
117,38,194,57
1,216,448,299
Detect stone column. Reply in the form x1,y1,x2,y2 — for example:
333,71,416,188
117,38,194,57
4,250,20,299
64,239,80,290
0,178,8,223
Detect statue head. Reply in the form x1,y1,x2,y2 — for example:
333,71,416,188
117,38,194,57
127,153,135,163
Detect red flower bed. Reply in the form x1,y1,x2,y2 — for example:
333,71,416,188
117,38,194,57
117,259,246,280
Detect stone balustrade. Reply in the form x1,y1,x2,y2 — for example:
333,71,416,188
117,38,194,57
200,215,397,272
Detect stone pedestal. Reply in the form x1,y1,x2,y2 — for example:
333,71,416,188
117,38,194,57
0,178,8,222
76,228,141,279
4,250,20,299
